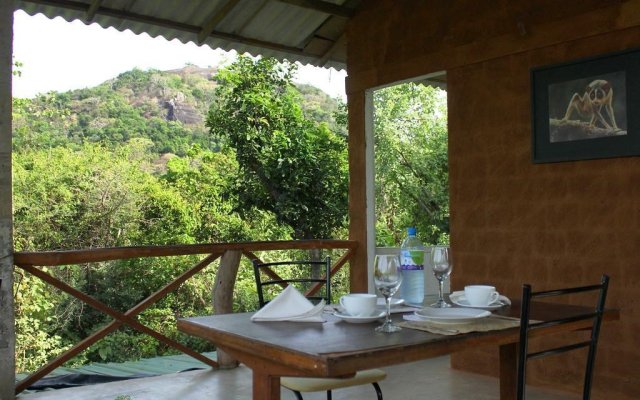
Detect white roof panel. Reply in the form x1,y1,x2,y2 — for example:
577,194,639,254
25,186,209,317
15,0,358,70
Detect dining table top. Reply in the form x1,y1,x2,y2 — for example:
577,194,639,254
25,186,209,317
177,300,619,378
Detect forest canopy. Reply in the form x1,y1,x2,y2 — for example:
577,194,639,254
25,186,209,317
11,57,447,372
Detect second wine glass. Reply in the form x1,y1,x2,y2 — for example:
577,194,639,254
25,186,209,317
374,254,403,333
430,246,452,308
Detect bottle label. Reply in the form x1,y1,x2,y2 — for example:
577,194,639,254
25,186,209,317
400,250,424,270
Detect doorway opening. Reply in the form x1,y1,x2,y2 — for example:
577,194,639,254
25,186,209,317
367,72,449,296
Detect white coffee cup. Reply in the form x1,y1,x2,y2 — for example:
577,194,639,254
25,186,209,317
339,293,377,316
464,285,500,307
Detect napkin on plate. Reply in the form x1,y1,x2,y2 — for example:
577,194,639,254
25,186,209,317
251,285,326,322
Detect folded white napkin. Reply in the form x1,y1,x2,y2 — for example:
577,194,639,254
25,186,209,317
251,285,326,322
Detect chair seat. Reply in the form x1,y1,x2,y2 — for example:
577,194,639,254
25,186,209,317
281,369,386,392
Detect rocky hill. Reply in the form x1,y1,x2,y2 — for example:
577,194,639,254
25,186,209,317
12,65,344,156
108,65,219,127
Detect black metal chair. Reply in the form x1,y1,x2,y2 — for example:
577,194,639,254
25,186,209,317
517,275,609,400
253,258,332,307
252,257,385,400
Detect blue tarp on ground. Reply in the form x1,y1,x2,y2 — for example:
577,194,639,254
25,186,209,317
18,352,217,391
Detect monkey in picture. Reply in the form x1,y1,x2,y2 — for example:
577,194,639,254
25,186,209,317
561,79,619,131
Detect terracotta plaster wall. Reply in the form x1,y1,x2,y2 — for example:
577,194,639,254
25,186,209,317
448,49,639,399
347,1,640,398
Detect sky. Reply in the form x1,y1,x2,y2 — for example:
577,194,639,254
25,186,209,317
11,10,347,100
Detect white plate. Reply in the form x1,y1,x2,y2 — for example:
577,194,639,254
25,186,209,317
333,311,385,324
376,297,405,307
414,307,491,324
449,291,508,310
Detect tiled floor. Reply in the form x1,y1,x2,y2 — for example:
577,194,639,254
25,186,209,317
18,356,578,400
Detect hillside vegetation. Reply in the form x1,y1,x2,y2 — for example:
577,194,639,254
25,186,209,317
12,61,350,372
13,65,343,156
11,58,447,373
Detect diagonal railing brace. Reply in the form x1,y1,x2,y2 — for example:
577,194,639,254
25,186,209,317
15,253,221,393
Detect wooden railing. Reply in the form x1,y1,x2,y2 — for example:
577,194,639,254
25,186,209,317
13,240,357,394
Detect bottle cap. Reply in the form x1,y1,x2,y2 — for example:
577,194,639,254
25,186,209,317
407,227,416,235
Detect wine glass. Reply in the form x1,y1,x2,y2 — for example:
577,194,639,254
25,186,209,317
374,254,403,333
430,246,452,308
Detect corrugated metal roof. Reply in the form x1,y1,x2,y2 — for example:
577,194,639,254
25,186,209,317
14,0,360,70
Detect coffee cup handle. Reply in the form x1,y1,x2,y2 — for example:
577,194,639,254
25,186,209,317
489,292,500,304
339,297,346,309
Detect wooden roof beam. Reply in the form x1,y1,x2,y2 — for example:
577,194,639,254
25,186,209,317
234,0,269,35
197,0,242,45
276,0,355,18
85,0,101,22
317,32,345,67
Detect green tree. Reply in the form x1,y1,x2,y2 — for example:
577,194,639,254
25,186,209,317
206,57,348,240
12,140,208,367
374,82,449,246
12,140,159,251
12,57,23,76
12,92,75,150
162,146,294,312
12,68,216,155
11,62,352,368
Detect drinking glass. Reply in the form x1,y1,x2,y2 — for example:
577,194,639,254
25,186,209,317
430,246,452,308
374,254,403,333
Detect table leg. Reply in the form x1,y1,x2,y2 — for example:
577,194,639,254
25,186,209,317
499,343,517,400
253,370,281,400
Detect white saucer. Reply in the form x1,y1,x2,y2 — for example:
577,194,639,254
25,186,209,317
376,297,405,307
333,311,386,324
414,307,491,324
449,291,509,310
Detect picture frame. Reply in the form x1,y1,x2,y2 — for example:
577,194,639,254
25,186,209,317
531,48,640,163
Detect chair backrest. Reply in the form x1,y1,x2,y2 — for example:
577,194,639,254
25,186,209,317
517,274,609,400
253,257,332,308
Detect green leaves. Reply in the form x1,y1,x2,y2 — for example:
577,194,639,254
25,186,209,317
12,57,22,76
12,61,350,369
12,68,217,155
374,83,450,246
207,56,348,240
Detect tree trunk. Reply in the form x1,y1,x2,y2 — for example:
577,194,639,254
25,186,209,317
308,248,323,281
212,250,242,369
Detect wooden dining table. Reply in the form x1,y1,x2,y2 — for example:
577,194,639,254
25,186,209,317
177,300,619,400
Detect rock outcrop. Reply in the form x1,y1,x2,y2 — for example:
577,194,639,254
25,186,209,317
164,92,202,125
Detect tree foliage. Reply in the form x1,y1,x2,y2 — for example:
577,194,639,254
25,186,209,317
10,62,449,373
207,57,348,239
11,63,350,371
12,58,23,76
11,68,216,155
374,82,449,246
12,142,277,370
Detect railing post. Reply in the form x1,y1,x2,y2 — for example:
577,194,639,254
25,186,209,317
213,249,242,368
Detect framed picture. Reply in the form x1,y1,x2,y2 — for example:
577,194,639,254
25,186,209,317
531,48,640,163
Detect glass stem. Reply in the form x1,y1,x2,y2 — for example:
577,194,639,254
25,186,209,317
385,296,392,324
438,279,445,302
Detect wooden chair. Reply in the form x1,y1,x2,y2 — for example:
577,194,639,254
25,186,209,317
517,275,609,400
253,258,386,400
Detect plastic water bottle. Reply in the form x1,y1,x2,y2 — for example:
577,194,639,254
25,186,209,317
400,227,425,305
